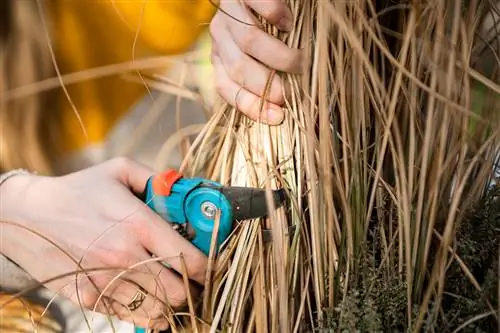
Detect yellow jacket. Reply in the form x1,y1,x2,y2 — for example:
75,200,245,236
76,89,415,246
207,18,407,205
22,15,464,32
45,1,216,154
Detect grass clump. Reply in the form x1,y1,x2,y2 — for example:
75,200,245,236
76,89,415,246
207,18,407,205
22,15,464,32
318,185,499,333
3,1,499,332
170,0,500,332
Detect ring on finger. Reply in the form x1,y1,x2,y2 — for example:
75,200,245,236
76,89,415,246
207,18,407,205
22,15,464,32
126,287,147,312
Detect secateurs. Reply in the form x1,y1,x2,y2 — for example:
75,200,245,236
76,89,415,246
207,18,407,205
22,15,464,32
140,169,287,256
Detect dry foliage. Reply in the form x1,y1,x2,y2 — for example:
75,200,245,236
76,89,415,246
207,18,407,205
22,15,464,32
170,0,500,332
1,0,499,333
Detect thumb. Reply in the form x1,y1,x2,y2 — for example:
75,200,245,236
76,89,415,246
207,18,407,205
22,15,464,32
106,157,155,194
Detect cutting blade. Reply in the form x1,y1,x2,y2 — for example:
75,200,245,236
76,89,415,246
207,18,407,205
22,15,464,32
199,184,287,221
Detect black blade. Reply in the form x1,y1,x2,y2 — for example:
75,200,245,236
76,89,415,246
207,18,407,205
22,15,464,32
200,184,286,221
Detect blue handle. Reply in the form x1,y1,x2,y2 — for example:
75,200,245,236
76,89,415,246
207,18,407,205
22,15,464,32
143,175,234,255
183,182,234,254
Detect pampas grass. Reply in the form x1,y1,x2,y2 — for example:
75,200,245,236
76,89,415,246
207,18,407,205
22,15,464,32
1,0,499,332
172,0,500,332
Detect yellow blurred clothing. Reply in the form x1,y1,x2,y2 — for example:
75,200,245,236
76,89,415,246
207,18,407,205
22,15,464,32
0,2,216,331
44,0,216,155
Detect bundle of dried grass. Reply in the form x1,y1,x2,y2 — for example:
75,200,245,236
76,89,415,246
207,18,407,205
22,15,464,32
168,0,500,332
3,0,498,332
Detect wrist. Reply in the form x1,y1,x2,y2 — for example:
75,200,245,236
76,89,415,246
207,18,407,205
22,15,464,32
0,169,38,223
0,169,31,183
0,170,41,289
0,169,39,268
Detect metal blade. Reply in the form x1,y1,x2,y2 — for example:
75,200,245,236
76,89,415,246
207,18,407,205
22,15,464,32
200,185,286,221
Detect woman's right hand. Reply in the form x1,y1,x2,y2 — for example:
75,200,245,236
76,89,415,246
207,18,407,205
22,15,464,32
209,0,303,125
0,158,207,330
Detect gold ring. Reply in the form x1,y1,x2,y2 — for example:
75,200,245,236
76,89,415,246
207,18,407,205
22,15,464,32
127,289,146,312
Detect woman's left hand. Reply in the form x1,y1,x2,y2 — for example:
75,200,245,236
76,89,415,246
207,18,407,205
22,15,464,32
209,0,303,124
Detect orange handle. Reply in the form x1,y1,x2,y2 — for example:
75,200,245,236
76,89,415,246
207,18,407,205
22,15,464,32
151,169,183,196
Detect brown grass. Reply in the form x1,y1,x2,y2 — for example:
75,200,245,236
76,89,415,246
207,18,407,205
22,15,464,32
172,0,500,332
1,1,499,332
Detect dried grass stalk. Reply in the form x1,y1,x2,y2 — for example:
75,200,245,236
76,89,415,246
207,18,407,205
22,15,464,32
170,0,500,332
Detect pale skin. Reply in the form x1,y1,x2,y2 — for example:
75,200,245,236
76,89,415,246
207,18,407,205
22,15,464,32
1,158,201,330
0,0,302,329
211,0,303,124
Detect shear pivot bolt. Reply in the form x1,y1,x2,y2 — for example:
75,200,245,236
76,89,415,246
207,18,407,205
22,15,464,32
201,202,217,219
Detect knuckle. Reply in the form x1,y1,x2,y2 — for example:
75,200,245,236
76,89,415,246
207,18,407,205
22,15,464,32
74,285,98,309
187,254,207,282
130,214,148,234
108,156,133,174
91,274,120,298
283,49,303,73
209,19,218,40
269,75,285,101
214,77,226,98
262,4,284,23
109,250,130,268
167,282,187,309
97,245,134,269
210,38,221,62
270,90,285,105
209,15,224,41
150,301,167,318
81,292,98,309
64,277,101,310
240,27,260,54
227,59,245,84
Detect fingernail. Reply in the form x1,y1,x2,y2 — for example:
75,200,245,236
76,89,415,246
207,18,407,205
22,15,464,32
278,12,293,31
267,108,284,125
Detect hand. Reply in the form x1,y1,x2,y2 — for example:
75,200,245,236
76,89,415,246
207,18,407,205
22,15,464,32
210,0,303,125
0,158,207,330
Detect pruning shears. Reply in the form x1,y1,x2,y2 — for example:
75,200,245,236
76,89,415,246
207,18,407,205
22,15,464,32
133,169,287,333
140,169,287,256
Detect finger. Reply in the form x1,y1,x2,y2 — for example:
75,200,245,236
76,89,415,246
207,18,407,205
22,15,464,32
80,278,170,331
90,241,193,311
106,157,155,194
125,269,200,310
210,16,285,105
116,252,196,310
224,1,303,73
213,53,284,125
137,209,208,286
95,278,164,318
243,0,294,31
